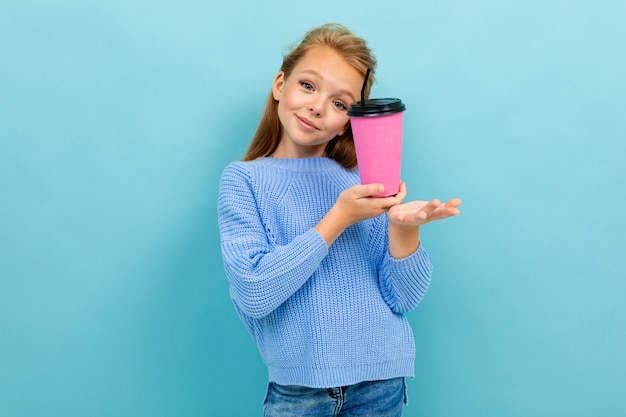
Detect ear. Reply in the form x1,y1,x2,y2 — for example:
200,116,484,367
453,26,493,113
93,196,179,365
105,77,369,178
272,71,285,101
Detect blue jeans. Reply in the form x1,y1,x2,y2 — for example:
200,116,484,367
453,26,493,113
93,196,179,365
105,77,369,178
263,378,406,417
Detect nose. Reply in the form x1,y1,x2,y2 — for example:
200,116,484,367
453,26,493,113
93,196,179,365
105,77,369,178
309,100,323,117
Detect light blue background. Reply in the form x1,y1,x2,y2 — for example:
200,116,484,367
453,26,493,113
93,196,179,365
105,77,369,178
1,0,625,416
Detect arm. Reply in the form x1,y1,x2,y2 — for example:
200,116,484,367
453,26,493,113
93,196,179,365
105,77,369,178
315,183,405,247
387,183,462,259
379,183,462,313
218,164,328,319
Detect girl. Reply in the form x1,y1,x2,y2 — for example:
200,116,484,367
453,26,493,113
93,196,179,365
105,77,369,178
218,23,461,417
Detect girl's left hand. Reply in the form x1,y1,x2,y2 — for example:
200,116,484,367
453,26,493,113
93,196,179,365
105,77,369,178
388,183,462,228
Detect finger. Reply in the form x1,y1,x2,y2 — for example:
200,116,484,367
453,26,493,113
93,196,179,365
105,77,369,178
413,199,445,221
392,199,435,219
443,198,462,208
430,206,461,220
422,199,442,215
394,182,408,200
354,183,385,198
369,183,407,207
386,183,407,204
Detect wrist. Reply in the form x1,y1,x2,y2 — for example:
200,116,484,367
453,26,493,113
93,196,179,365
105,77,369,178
315,206,350,247
388,222,420,259
388,219,420,233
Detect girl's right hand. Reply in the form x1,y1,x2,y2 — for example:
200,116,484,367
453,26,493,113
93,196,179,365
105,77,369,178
315,183,405,247
335,183,405,225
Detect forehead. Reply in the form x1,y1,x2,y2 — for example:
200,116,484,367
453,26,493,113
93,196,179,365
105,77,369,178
293,46,363,97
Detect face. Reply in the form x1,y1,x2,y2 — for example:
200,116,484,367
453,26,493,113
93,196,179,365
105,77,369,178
271,46,363,158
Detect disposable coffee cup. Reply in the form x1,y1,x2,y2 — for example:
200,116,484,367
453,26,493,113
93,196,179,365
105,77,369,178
348,98,406,197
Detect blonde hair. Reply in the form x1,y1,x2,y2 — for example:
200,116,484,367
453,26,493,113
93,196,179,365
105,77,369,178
243,23,377,169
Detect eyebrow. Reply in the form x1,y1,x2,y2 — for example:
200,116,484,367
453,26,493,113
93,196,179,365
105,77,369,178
301,69,357,102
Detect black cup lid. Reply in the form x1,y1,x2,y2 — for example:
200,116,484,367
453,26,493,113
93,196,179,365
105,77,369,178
347,98,406,117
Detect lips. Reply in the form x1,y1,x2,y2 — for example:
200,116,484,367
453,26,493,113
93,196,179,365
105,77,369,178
296,115,320,131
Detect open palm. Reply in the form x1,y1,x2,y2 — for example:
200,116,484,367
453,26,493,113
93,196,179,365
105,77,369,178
388,197,462,227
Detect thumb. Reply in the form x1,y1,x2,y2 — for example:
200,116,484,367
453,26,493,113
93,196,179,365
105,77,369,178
357,183,384,197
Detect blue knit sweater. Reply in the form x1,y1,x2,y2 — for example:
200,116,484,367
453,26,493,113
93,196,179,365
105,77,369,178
217,157,433,388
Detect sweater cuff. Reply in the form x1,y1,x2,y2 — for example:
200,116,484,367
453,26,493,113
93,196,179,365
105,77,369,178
379,243,433,313
384,242,430,271
308,227,330,260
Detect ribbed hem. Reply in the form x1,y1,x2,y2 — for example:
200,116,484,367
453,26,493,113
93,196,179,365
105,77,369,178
267,357,415,388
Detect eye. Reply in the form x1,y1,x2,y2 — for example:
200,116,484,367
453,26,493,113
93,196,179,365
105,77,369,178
333,101,347,111
301,81,314,91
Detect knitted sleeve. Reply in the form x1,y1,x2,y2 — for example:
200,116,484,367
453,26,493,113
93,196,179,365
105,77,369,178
217,163,329,319
373,215,434,314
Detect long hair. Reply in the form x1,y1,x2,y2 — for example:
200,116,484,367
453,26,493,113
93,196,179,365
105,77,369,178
243,23,377,169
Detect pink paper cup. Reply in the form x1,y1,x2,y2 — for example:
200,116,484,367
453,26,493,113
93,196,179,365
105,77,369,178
348,98,406,197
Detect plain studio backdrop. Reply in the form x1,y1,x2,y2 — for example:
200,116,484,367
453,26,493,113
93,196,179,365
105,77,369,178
1,0,625,416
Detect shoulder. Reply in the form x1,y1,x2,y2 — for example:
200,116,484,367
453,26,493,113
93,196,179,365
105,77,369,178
221,160,255,178
218,162,263,219
219,162,245,194
220,159,268,186
219,158,290,202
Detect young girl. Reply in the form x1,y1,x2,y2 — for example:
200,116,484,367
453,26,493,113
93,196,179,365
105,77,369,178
218,23,461,417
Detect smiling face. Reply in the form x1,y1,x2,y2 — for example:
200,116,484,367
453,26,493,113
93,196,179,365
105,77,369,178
271,46,364,159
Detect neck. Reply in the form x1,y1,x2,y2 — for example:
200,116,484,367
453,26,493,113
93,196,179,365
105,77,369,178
271,141,326,159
